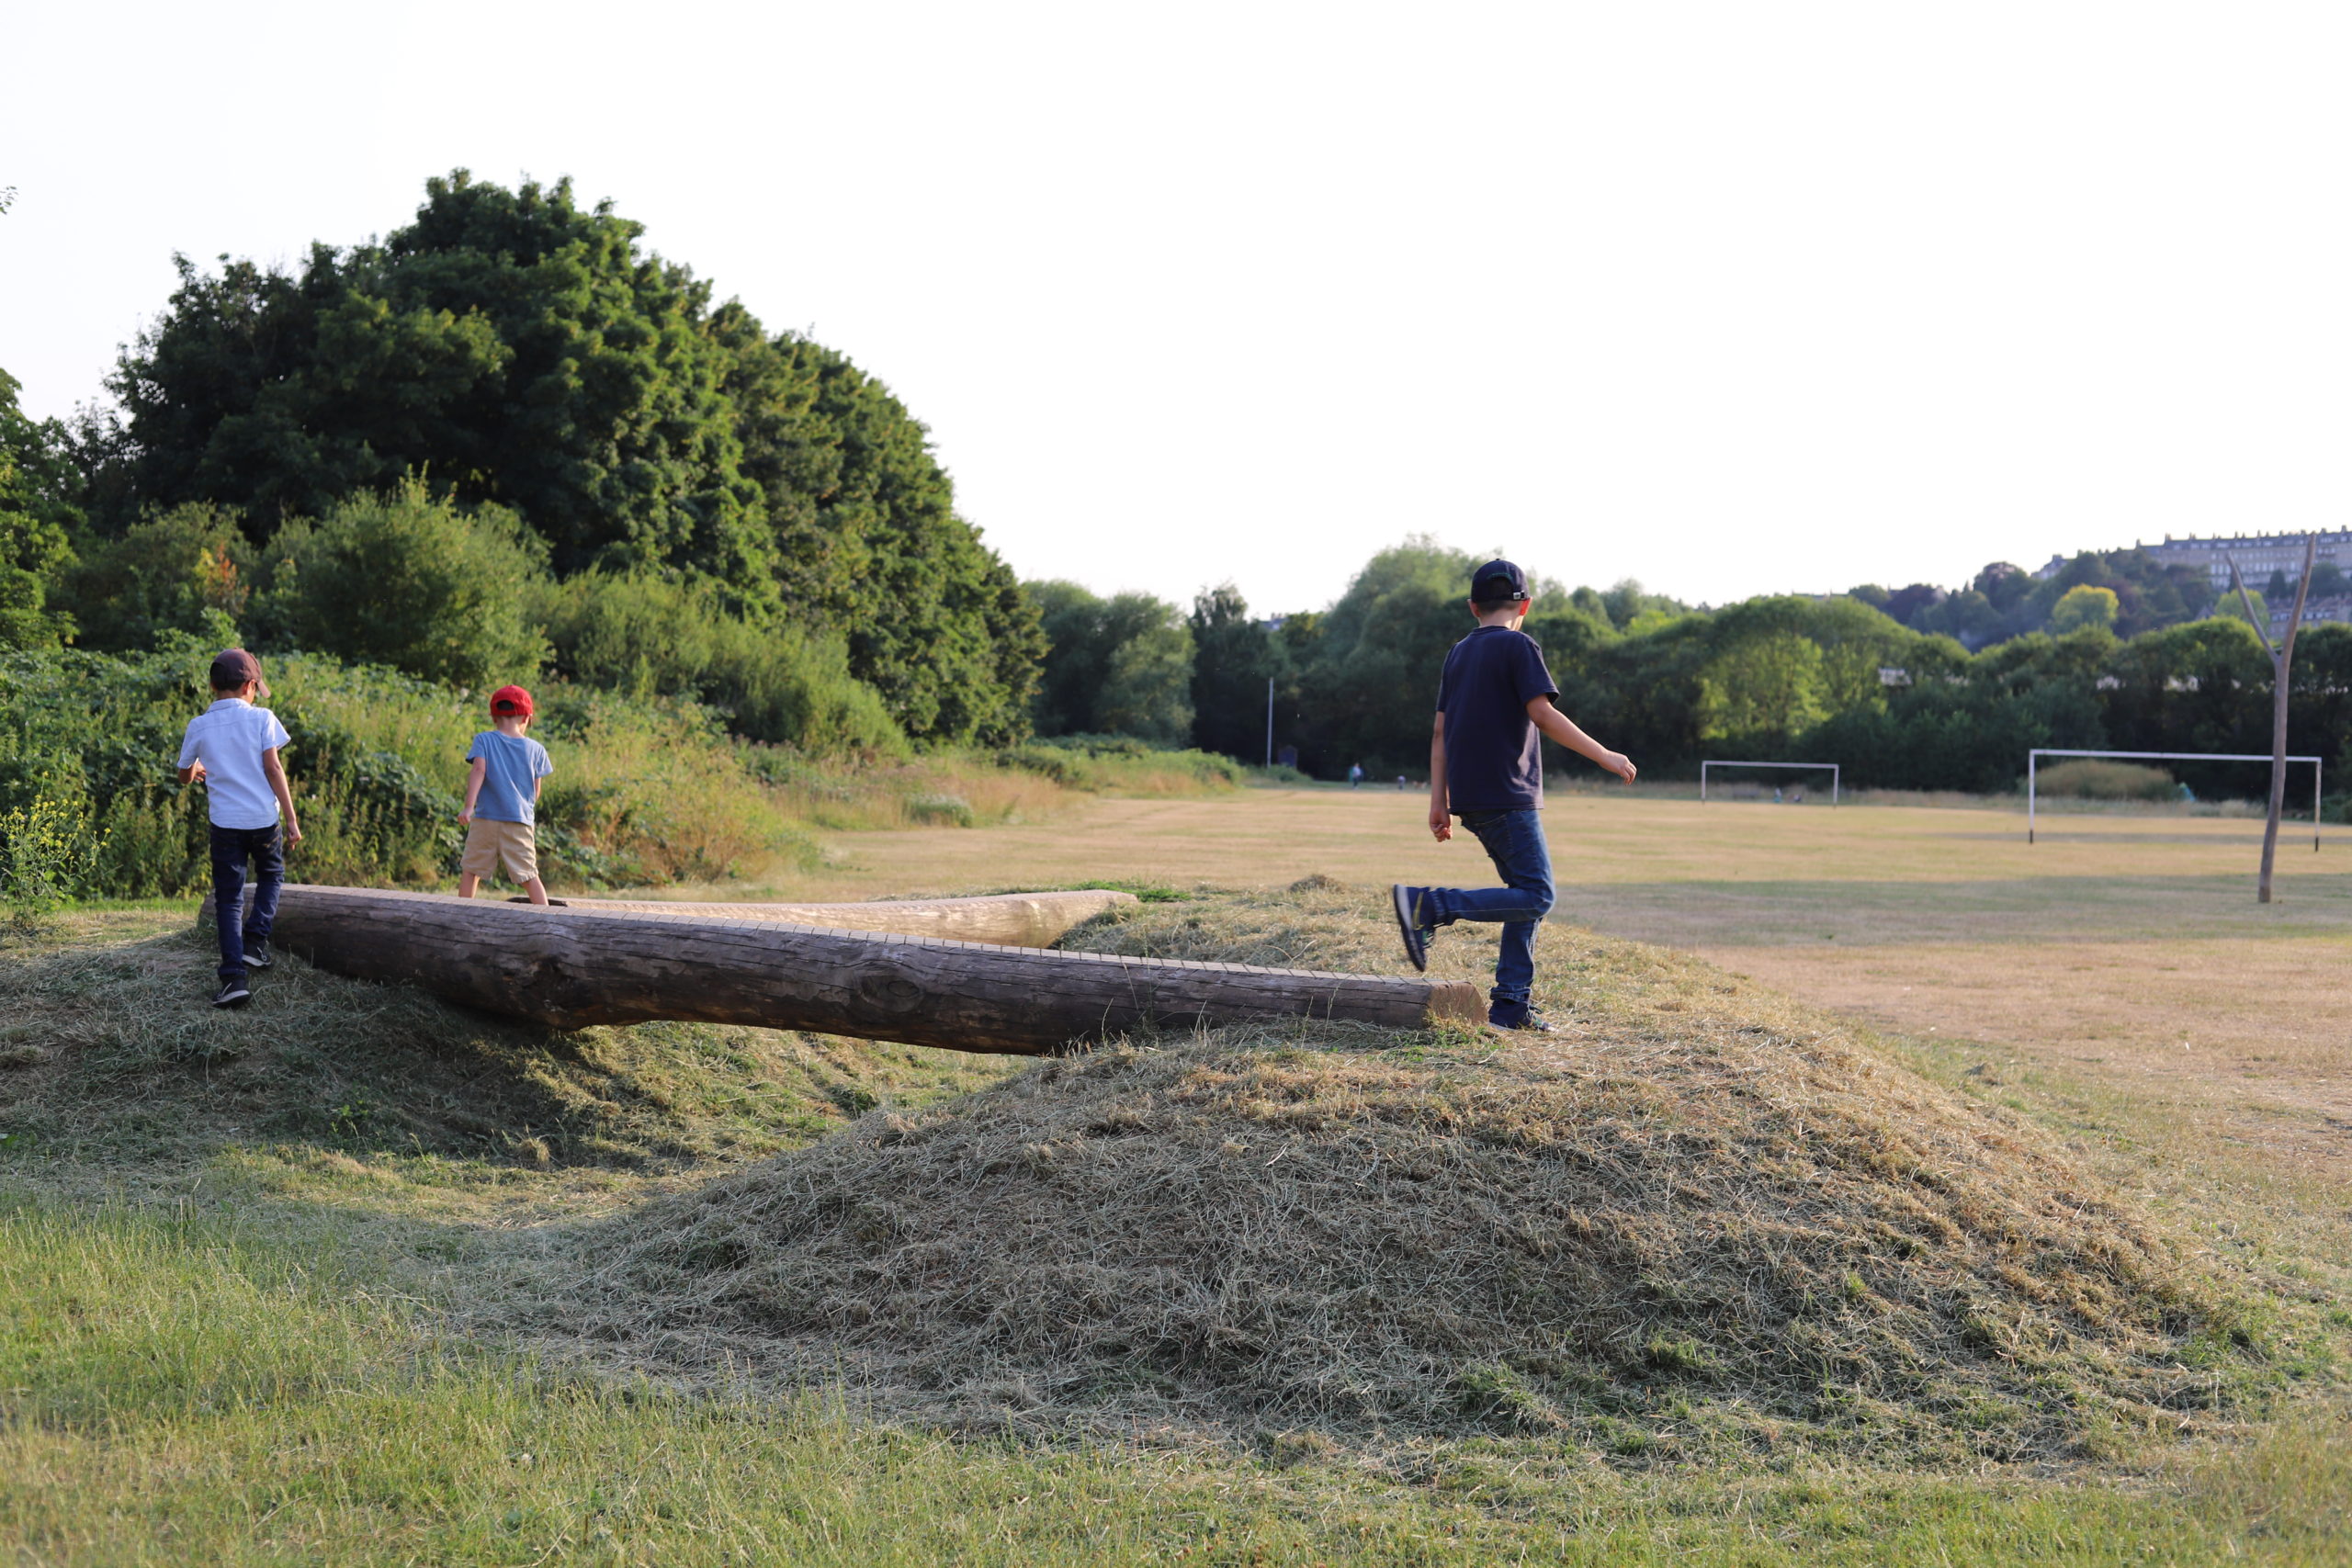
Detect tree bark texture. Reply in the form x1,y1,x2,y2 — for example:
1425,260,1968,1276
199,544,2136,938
239,885,1487,1051
510,890,1139,947
205,888,1138,950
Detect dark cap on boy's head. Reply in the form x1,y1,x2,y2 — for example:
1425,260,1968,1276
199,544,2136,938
209,649,262,692
490,684,535,719
1471,559,1530,602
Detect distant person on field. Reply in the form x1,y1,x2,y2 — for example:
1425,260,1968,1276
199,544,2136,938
1349,762,1364,789
1391,559,1636,1032
458,685,554,907
176,649,302,1010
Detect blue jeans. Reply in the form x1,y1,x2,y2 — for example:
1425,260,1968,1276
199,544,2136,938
1421,809,1555,1020
209,824,283,983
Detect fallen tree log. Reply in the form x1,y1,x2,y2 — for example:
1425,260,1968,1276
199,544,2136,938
518,889,1138,947
250,885,1487,1051
205,888,1137,949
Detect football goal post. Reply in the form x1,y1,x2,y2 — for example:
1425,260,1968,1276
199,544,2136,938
2025,748,2323,848
1699,761,1840,806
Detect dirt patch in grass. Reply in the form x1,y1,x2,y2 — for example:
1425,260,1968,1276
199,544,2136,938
525,883,2262,1461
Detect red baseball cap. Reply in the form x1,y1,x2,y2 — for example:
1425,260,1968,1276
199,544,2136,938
489,684,534,718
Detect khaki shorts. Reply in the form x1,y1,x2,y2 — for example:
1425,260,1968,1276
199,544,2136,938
461,818,540,884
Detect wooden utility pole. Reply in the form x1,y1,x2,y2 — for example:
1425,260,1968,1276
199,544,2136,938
2225,533,2317,904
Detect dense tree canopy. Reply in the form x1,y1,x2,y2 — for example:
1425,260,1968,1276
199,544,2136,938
83,172,1038,742
1026,581,1195,748
0,369,78,650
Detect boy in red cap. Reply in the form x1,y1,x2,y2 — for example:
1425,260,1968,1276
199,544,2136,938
458,684,554,906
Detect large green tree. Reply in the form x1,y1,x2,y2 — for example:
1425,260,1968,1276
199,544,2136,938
1026,581,1195,747
0,369,76,649
85,172,1038,741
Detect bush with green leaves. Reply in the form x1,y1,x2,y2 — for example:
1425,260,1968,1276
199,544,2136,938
0,641,808,898
536,571,903,754
0,794,101,931
251,480,551,688
57,502,250,652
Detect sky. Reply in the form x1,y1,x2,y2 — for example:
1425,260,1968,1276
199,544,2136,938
5,2,2348,616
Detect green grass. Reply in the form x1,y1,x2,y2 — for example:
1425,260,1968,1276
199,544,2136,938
2,1198,2346,1565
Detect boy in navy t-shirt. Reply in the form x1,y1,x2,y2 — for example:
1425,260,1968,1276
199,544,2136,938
458,684,555,906
1392,560,1636,1030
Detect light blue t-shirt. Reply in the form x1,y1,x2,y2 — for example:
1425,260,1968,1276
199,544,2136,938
177,700,293,829
467,730,553,825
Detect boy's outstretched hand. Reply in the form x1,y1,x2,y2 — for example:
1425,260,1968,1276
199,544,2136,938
1601,751,1637,784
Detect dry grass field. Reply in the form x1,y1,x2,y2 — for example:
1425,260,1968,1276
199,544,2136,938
743,788,2352,1168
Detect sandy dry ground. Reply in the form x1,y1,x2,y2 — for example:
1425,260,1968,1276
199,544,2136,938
713,788,2351,1182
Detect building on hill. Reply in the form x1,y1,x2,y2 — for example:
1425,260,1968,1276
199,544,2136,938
2269,595,2352,639
2135,529,2352,591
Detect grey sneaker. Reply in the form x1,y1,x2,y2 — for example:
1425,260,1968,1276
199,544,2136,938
212,979,251,1009
241,943,272,969
1391,885,1434,972
1487,1008,1558,1033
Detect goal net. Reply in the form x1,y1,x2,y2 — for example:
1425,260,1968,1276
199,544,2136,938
2026,748,2323,847
1699,760,1841,806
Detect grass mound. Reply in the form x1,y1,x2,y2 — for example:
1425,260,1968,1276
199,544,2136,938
0,910,1012,1179
545,884,2249,1461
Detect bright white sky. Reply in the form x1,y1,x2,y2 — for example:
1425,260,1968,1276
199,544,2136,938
6,3,2347,615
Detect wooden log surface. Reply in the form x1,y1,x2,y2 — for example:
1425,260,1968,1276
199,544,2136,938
516,889,1138,948
203,887,1137,949
237,884,1486,1052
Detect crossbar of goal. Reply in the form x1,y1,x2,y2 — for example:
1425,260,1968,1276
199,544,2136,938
2026,748,2323,849
1699,761,1839,807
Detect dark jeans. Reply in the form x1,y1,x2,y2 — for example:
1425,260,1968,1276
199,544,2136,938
1421,808,1555,1019
209,824,283,983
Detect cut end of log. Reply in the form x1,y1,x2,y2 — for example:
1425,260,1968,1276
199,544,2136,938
1423,982,1487,1027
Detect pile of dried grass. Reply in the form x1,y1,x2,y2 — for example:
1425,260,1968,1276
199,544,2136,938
540,882,2242,1460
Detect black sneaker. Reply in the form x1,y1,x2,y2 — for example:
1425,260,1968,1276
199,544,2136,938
212,980,251,1009
1487,1008,1557,1033
1391,885,1433,972
241,944,272,970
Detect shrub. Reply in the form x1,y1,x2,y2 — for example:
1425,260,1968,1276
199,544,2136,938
2035,759,2176,801
58,503,250,652
536,571,903,754
0,795,101,932
252,479,550,688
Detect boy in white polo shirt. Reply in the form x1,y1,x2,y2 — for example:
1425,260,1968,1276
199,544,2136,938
175,649,303,1009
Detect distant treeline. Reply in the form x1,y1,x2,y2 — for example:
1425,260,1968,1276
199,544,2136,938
1029,542,2347,801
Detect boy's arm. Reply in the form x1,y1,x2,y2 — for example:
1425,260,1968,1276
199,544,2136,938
1528,697,1636,783
459,757,488,824
1427,715,1452,841
260,749,304,843
176,761,205,784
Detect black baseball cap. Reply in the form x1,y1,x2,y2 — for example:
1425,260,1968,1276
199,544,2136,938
1470,558,1530,602
209,648,263,693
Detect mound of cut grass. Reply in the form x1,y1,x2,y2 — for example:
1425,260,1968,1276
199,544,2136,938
534,881,2254,1461
0,909,1013,1179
